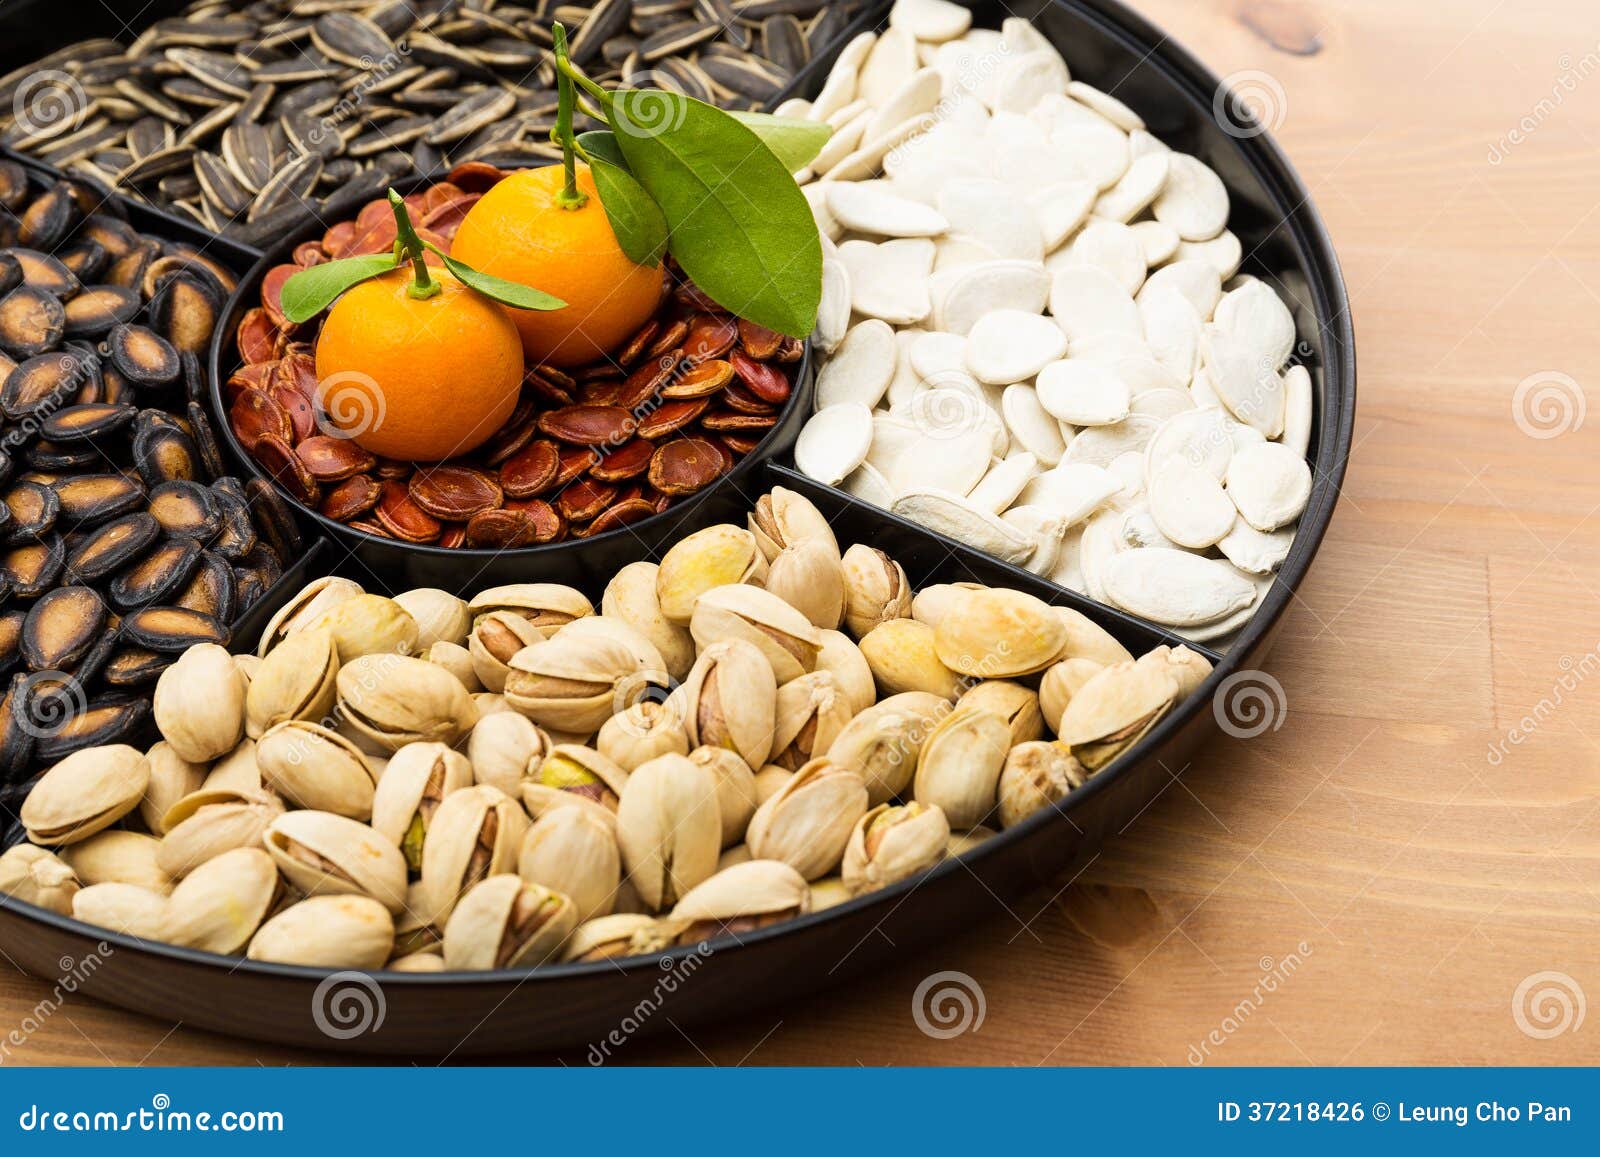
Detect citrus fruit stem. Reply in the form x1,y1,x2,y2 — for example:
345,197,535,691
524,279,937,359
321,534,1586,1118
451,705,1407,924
387,189,440,300
551,23,590,212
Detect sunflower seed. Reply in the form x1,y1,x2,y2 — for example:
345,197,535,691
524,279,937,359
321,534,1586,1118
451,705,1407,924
194,151,251,218
425,88,518,145
165,48,251,100
221,123,275,191
248,153,322,223
312,12,396,68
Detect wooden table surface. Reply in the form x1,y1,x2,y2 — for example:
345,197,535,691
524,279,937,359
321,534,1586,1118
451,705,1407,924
5,0,1599,1066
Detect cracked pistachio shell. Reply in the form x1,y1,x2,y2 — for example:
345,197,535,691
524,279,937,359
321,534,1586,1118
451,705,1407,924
153,644,247,762
680,639,777,769
718,843,752,871
388,950,445,972
598,699,690,772
753,764,793,805
690,584,822,684
858,619,963,701
468,584,592,635
656,524,769,624
841,544,913,639
337,654,478,752
1056,659,1177,770
156,786,285,878
262,809,408,913
247,894,395,968
72,882,166,938
745,757,869,881
615,753,723,911
257,576,364,656
139,741,207,835
555,615,670,677
201,738,261,794
517,805,620,923
234,654,261,685
521,744,630,826
957,680,1045,745
764,538,846,631
504,630,664,735
370,741,474,872
825,691,947,805
427,641,483,692
749,487,839,562
61,830,171,894
257,720,378,818
771,670,857,771
1039,657,1107,734
932,588,1067,679
474,692,511,716
22,745,150,846
913,706,1011,830
688,745,760,848
809,876,852,911
392,880,443,958
909,582,984,629
998,741,1087,828
670,858,810,941
467,711,551,796
947,826,998,857
1053,606,1135,667
443,875,577,969
244,627,339,739
302,593,420,662
562,912,683,962
0,844,79,913
816,630,876,715
1148,643,1213,698
394,588,472,649
843,802,951,894
601,561,695,681
420,784,530,922
162,847,280,954
467,610,544,694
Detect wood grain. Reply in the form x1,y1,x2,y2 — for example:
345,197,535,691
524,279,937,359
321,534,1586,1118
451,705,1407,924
5,0,1600,1066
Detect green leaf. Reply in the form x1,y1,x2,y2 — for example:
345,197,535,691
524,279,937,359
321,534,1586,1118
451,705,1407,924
435,250,567,311
608,91,822,338
279,253,399,324
726,111,832,172
577,130,669,266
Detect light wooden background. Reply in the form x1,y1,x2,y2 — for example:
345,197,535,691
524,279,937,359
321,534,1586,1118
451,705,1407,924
5,0,1599,1066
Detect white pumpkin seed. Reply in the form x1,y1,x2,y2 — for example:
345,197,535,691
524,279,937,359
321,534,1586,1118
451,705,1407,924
817,257,851,353
1281,364,1314,458
1000,384,1067,466
1049,266,1142,344
1014,461,1121,524
885,328,929,407
1175,230,1243,280
1100,548,1258,626
1137,287,1202,382
935,260,1050,335
1029,180,1097,250
808,32,874,123
967,452,1038,513
1145,407,1234,480
1000,505,1069,575
1095,151,1171,223
858,25,919,109
891,490,1037,564
842,461,896,508
1067,220,1147,294
839,238,935,324
939,178,1044,261
1140,259,1223,321
826,180,949,238
1213,278,1296,371
1130,219,1181,266
1153,153,1229,241
1129,387,1196,420
1226,442,1312,531
1217,518,1295,574
966,310,1069,385
1037,359,1132,426
994,50,1072,113
796,404,874,486
890,0,974,42
1062,415,1160,467
1148,457,1235,549
865,68,943,142
1067,82,1145,132
1202,326,1286,437
816,320,898,410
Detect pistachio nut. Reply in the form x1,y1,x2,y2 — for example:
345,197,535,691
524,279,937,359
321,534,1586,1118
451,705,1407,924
61,830,171,894
392,881,443,958
21,744,150,846
1039,657,1107,734
826,691,948,805
679,639,777,770
427,640,483,692
157,786,285,878
72,882,166,938
718,843,753,871
1056,659,1178,770
1157,644,1213,698
201,738,261,794
957,680,1045,746
256,575,363,656
504,630,665,736
840,543,913,639
913,706,1012,830
745,757,869,880
419,784,530,921
138,740,207,835
247,895,395,968
370,741,474,872
689,584,821,683
816,630,876,715
601,561,696,680
474,693,512,716
243,627,339,739
909,582,983,630
256,720,378,818
467,610,544,693
466,712,552,797
997,741,1087,828
687,745,760,848
161,846,280,954
302,593,420,661
749,487,838,562
842,802,951,895
234,653,261,686
656,523,769,624
262,809,408,913
764,538,846,631
669,858,811,942
753,764,793,805
809,876,851,911
858,619,963,701
932,587,1067,679
388,950,446,973
0,844,79,913
517,805,620,923
394,588,472,650
771,671,856,771
947,826,997,857
562,912,685,962
598,699,690,772
337,654,478,752
152,643,247,762
553,615,670,676
468,583,592,635
1053,605,1135,667
614,753,723,911
521,744,630,826
442,875,577,969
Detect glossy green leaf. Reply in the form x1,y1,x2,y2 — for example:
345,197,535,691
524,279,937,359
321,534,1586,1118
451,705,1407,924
435,250,567,311
577,130,669,266
726,111,832,172
279,253,398,324
608,91,821,338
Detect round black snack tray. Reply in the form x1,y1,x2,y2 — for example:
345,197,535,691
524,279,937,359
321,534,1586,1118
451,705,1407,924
0,0,1354,1057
